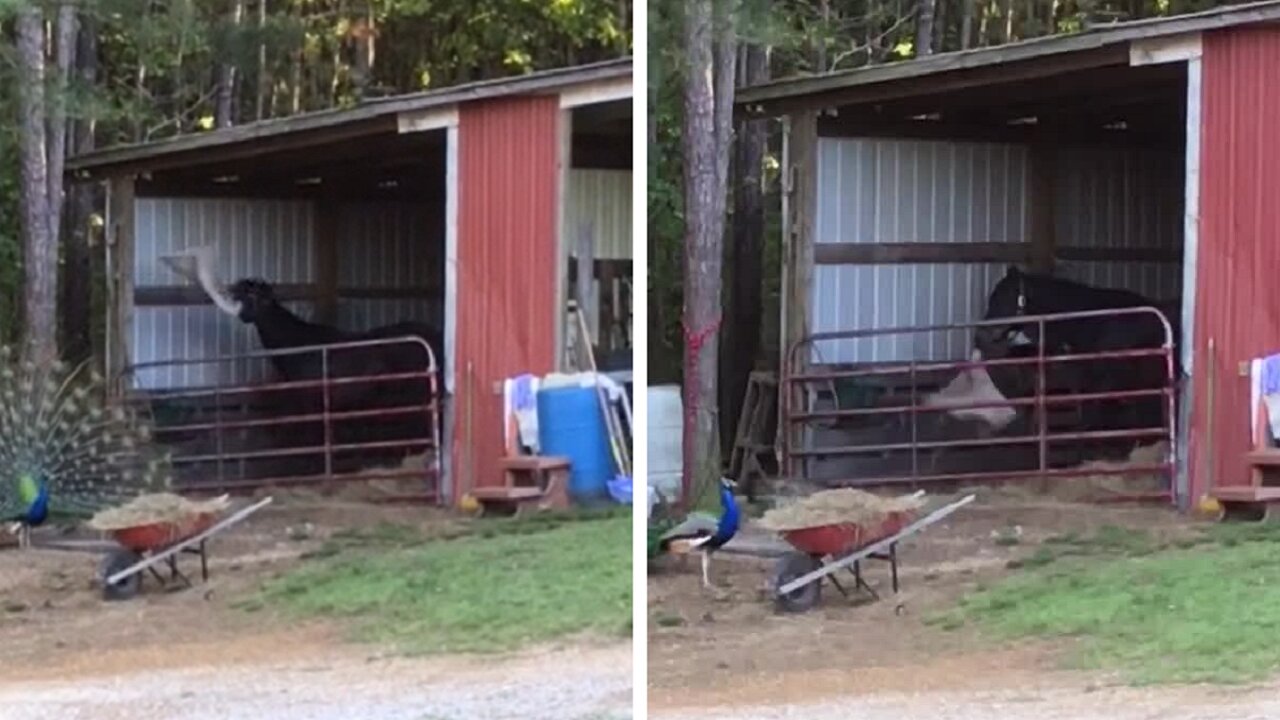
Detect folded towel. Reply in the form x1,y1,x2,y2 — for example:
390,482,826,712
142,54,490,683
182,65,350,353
1251,354,1280,442
502,374,541,453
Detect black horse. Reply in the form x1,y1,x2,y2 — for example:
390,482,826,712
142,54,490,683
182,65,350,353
977,266,1178,452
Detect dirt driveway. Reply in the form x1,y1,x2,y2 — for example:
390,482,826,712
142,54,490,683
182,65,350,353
647,490,1270,718
0,495,632,719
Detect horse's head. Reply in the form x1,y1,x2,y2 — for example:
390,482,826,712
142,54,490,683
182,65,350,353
976,265,1031,350
228,278,279,324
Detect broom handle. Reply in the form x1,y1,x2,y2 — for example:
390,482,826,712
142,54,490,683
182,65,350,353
575,304,630,476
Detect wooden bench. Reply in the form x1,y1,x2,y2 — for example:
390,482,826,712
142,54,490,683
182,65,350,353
470,455,572,516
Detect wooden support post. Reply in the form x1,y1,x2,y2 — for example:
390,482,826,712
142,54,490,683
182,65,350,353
1028,143,1056,274
106,175,136,397
782,111,818,480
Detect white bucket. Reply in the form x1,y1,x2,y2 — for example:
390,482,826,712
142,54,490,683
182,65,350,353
647,384,683,502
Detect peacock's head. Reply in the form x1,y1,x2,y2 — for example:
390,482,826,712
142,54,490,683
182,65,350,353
16,474,40,501
228,279,278,324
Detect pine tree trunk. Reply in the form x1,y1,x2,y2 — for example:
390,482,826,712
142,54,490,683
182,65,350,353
256,0,269,120
63,16,99,363
216,0,246,128
720,42,768,469
916,0,937,55
16,5,56,361
681,0,736,507
962,0,974,49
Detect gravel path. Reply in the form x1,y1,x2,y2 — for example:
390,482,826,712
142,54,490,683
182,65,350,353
0,642,633,720
651,682,1280,720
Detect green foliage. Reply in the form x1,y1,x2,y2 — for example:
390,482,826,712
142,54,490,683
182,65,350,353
0,0,631,357
257,514,632,654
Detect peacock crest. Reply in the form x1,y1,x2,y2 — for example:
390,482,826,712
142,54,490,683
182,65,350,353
0,346,171,524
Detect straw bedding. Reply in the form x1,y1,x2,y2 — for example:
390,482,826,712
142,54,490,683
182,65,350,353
758,488,925,532
88,492,232,531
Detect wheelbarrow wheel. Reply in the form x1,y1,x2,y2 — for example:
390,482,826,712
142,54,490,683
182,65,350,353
100,549,143,602
772,551,823,613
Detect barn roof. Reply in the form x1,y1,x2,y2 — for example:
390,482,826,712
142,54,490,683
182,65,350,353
69,57,632,177
737,0,1280,116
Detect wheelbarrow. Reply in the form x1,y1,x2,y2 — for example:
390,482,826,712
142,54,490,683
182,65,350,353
98,497,273,601
770,493,976,613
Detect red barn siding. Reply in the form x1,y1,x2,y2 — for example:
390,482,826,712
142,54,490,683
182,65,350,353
1191,27,1280,502
454,96,561,497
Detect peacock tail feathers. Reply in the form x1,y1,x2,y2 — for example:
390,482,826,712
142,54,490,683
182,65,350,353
0,347,172,523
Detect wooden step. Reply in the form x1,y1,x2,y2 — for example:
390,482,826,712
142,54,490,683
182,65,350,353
499,455,570,472
1210,486,1280,502
1245,450,1280,467
471,486,548,502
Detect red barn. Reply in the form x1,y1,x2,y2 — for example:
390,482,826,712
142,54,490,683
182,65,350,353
737,3,1280,509
70,60,633,505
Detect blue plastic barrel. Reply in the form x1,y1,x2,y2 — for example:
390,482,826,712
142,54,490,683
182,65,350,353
537,386,616,505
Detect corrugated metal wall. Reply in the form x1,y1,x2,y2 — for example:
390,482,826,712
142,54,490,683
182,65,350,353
335,200,443,330
564,168,631,260
132,198,316,388
811,138,1026,362
130,197,442,389
1053,147,1183,301
1191,27,1280,501
810,136,1181,363
455,96,560,493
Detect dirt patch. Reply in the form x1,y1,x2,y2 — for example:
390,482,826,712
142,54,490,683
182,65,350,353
0,492,451,673
648,491,1197,710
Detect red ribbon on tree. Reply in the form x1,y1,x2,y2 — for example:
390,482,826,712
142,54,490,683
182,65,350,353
681,315,722,508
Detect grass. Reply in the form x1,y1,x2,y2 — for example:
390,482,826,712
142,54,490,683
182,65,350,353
254,510,632,654
938,522,1280,685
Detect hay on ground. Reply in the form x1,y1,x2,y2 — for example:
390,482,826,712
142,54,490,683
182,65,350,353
88,493,232,531
758,488,926,532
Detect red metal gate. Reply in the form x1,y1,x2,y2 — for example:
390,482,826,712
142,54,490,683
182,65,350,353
782,307,1177,501
121,336,444,503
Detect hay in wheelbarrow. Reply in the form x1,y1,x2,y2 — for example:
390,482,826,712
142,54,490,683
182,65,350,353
758,488,926,532
87,492,232,531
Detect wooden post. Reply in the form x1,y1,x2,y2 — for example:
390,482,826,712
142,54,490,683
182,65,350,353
1027,143,1056,274
106,174,135,397
782,110,818,481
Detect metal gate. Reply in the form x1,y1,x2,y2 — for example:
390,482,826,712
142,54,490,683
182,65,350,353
120,336,444,503
782,307,1177,501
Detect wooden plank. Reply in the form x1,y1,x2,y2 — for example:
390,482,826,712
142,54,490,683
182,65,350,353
1028,144,1056,273
814,242,1030,265
559,75,633,108
445,121,460,392
1130,32,1203,66
555,108,573,369
133,284,438,307
811,242,1179,265
107,175,136,396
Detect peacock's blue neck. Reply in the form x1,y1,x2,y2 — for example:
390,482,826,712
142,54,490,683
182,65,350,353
712,484,740,544
20,482,49,526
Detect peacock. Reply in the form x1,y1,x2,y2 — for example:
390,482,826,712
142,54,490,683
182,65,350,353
0,347,170,548
650,476,741,589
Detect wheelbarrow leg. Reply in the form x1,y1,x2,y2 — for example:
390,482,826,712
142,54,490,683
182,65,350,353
889,542,900,594
848,560,879,600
